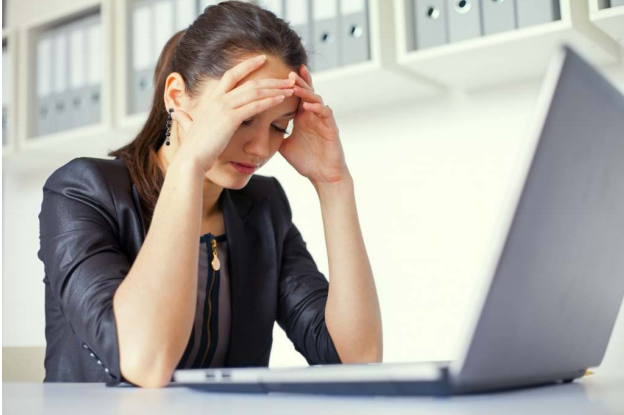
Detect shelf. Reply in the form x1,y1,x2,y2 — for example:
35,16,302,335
114,0,443,134
394,0,622,90
2,28,17,158
17,0,114,156
589,1,624,45
5,0,621,163
308,0,444,114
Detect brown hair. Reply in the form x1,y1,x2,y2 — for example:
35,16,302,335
108,0,309,231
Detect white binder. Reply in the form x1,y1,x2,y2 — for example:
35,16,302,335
413,0,447,49
200,0,220,13
2,44,9,146
480,0,515,35
340,0,369,65
36,32,55,136
175,0,197,31
446,0,482,43
68,18,89,129
311,0,339,71
52,26,71,133
154,0,175,63
85,14,103,126
516,0,560,28
132,0,154,114
286,0,312,57
257,0,284,18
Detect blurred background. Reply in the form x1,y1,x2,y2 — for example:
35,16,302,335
2,0,624,382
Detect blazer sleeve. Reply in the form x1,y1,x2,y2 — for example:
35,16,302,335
37,157,137,387
272,177,343,365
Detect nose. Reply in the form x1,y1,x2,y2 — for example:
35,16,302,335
244,128,272,160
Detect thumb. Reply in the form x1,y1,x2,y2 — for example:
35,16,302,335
170,108,194,136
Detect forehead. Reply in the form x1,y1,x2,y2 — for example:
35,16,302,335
231,54,300,118
235,53,294,84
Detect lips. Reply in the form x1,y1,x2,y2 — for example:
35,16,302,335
230,162,258,175
233,161,259,168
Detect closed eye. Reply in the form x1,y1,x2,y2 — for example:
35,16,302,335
241,119,290,134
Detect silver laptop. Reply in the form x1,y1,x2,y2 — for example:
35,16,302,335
173,45,624,396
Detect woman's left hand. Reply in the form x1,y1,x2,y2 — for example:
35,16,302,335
278,64,349,184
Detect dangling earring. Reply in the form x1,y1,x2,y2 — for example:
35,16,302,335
165,108,174,146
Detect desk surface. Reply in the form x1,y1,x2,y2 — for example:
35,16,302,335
3,374,624,415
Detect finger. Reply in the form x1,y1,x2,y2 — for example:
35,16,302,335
226,79,294,104
289,70,312,91
293,85,323,104
302,102,332,118
231,77,295,95
301,64,313,89
235,95,288,122
226,88,294,109
170,108,194,135
215,54,268,96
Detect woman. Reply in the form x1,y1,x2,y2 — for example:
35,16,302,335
38,1,382,388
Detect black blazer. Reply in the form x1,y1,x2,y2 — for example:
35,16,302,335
38,156,342,386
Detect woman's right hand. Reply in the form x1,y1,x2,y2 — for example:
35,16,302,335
168,54,296,174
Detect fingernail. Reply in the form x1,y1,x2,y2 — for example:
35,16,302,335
255,54,266,62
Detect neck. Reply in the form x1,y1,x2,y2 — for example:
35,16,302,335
202,178,224,219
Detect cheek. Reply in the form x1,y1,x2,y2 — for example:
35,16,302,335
270,135,285,152
215,136,239,161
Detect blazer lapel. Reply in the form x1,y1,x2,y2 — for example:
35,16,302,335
131,184,147,240
221,187,278,367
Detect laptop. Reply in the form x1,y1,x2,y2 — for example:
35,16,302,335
173,45,624,396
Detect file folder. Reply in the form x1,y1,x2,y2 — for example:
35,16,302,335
311,0,340,71
285,0,312,54
480,0,515,35
413,0,447,49
52,26,71,133
132,0,154,114
2,44,9,146
175,0,196,31
257,0,284,18
200,0,220,13
340,0,369,65
516,0,560,28
446,0,482,43
85,14,103,126
36,32,55,136
154,0,175,63
67,18,89,130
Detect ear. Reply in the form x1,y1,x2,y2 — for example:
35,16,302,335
163,72,193,113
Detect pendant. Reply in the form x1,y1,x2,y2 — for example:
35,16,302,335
211,256,221,271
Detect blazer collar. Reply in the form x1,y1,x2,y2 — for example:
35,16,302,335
131,182,277,367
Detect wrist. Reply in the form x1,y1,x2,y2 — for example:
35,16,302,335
168,156,208,180
312,171,354,199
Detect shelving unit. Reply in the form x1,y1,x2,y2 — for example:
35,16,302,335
112,0,260,140
2,0,622,163
2,28,18,157
589,0,624,45
394,0,622,90
302,0,444,114
16,0,114,158
113,0,444,139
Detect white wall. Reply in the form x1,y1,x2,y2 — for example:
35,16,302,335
3,0,624,380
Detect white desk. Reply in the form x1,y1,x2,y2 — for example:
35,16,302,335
3,374,624,415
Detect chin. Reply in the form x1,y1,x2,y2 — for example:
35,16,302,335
204,169,253,190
